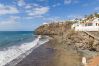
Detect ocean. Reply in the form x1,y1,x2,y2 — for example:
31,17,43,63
0,31,49,66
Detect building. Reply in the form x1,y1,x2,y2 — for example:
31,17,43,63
72,18,99,31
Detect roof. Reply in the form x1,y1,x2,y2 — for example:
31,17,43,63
93,18,99,23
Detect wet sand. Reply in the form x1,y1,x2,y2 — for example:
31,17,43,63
15,41,55,66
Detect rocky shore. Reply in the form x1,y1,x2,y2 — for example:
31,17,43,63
35,22,99,66
35,22,99,52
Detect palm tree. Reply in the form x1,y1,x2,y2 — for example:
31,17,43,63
94,12,99,18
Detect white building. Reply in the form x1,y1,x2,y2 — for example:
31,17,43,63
72,18,99,31
43,22,48,25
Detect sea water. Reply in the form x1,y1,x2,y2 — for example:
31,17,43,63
0,31,49,66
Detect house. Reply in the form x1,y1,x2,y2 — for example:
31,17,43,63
43,22,48,25
72,18,99,31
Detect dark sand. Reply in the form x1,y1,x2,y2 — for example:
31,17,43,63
14,38,82,66
15,41,55,66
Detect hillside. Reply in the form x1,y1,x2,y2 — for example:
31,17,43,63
35,20,99,66
35,22,73,35
35,21,99,52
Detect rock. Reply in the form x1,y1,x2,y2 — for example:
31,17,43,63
96,45,99,51
35,22,73,35
93,40,99,46
35,21,99,52
75,43,84,48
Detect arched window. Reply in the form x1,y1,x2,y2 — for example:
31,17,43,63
98,24,99,26
96,23,98,26
96,23,99,26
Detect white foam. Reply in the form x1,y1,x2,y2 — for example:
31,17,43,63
0,35,41,66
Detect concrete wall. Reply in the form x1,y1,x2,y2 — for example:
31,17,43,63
75,26,99,31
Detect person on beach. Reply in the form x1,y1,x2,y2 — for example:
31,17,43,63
82,57,87,66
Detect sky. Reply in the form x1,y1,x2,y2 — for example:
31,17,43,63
0,0,99,31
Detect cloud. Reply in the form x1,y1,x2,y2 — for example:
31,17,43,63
25,16,33,19
0,15,35,31
25,3,39,9
9,16,21,19
42,16,65,22
95,7,99,11
64,0,79,4
25,5,32,9
0,16,21,31
0,20,17,26
67,15,83,19
38,0,48,2
17,0,26,6
64,0,72,4
0,4,19,15
52,3,61,7
32,3,40,7
14,0,50,18
27,6,49,17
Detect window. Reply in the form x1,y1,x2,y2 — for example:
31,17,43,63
77,25,79,26
87,23,92,26
96,23,99,26
85,24,87,26
85,23,92,26
96,23,98,26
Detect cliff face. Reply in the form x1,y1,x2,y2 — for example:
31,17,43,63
35,21,99,52
35,22,73,35
35,21,99,66
35,22,82,66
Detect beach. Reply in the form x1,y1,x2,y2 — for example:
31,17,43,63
5,22,99,66
14,36,82,66
0,0,99,66
13,22,83,66
15,40,55,66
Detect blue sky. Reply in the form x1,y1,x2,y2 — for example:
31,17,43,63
0,0,99,31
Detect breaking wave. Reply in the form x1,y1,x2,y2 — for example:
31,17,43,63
0,35,47,66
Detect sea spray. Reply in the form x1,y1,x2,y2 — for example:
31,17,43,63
5,35,49,66
0,35,41,66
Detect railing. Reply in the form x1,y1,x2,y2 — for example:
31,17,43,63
84,31,99,40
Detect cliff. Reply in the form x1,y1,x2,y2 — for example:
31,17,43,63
35,21,99,52
35,22,73,35
35,21,99,66
35,21,82,66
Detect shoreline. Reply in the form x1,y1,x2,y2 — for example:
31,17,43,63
6,14,99,66
6,35,97,66
5,35,49,66
14,36,83,66
15,40,55,66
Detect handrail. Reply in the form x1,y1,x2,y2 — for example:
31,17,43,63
84,31,99,40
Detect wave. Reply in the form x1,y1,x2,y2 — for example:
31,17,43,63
0,35,46,66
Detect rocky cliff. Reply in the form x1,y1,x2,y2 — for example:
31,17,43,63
35,21,99,52
35,22,73,35
35,21,99,66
